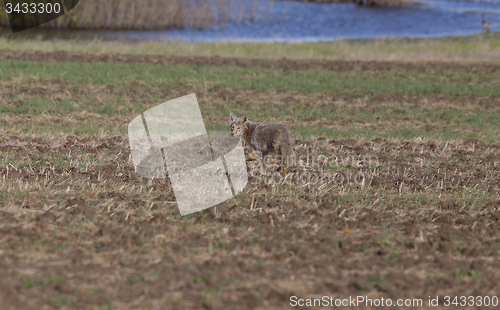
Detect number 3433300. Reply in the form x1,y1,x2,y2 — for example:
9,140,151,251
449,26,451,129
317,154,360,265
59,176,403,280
5,2,62,14
444,296,498,307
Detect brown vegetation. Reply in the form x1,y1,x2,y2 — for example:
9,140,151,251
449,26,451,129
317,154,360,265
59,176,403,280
0,50,499,309
1,127,499,310
0,0,269,30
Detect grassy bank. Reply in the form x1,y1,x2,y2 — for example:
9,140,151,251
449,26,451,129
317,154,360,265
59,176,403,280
1,33,500,62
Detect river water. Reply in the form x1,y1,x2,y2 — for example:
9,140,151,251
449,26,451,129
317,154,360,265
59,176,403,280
3,0,500,42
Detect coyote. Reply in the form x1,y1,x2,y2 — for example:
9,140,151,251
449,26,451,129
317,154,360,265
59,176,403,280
229,113,295,174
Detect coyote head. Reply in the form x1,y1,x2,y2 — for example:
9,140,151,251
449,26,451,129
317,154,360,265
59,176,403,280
229,113,248,137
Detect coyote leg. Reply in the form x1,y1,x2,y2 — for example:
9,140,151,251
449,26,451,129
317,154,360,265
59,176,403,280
246,145,259,162
275,146,287,178
277,155,286,178
260,154,267,175
277,162,286,178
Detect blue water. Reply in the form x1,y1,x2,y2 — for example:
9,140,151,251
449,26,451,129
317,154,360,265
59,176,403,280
5,0,500,42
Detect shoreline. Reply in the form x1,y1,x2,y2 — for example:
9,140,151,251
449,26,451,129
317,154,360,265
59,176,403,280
2,27,498,43
286,0,426,6
0,0,439,32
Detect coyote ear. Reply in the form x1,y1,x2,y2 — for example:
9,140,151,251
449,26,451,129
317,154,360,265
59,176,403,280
230,112,236,122
240,114,248,123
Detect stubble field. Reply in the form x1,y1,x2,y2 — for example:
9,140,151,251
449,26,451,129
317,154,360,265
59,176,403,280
0,39,500,309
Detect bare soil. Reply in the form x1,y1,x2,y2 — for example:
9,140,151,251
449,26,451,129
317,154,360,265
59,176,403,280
0,52,499,310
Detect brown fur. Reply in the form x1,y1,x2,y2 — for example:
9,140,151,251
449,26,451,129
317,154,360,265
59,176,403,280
230,113,295,174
